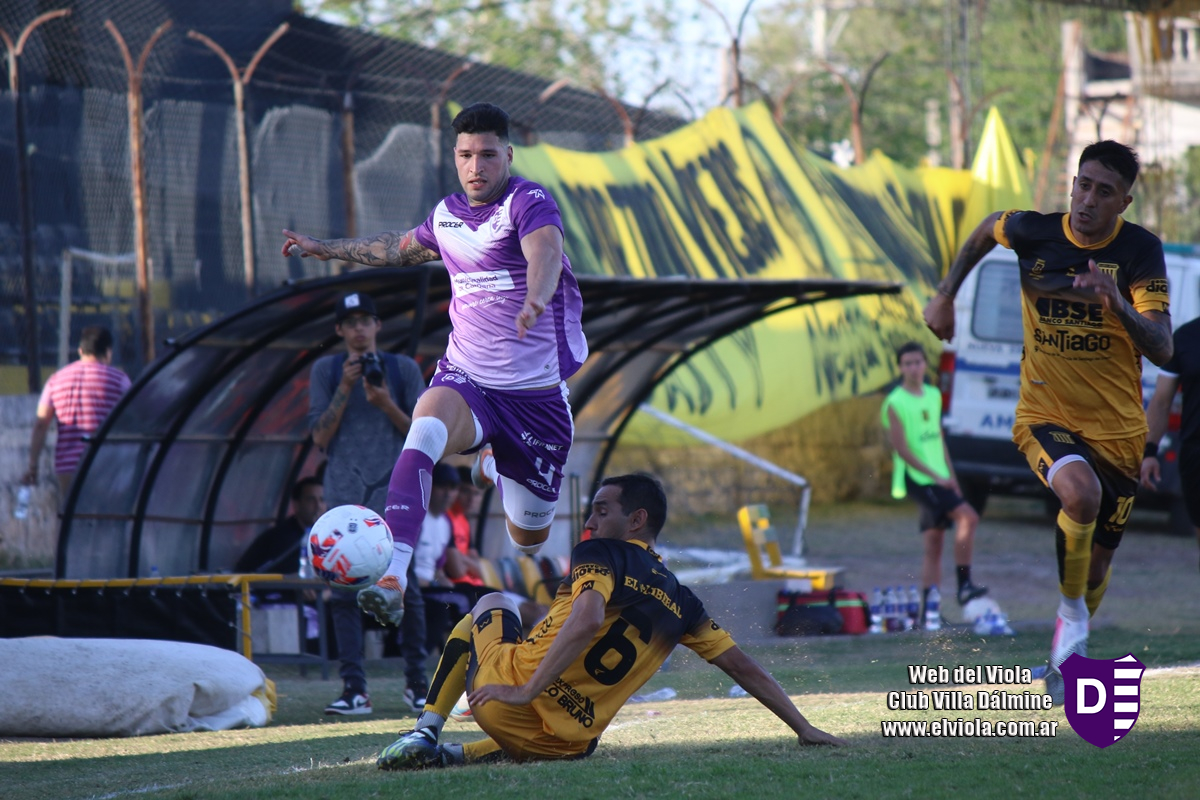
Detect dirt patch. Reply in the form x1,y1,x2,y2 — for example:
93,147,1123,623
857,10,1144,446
659,494,1198,633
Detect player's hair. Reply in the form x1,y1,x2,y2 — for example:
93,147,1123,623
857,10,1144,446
78,325,114,357
451,103,510,142
599,473,667,537
1079,140,1139,190
896,341,926,364
290,476,323,502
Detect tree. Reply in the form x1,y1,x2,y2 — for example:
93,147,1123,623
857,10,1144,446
740,0,1126,175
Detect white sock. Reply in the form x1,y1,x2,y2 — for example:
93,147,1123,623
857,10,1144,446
405,416,448,461
481,450,498,483
386,541,414,591
416,711,445,737
1058,594,1087,624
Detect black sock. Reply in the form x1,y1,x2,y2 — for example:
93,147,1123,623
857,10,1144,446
956,565,971,591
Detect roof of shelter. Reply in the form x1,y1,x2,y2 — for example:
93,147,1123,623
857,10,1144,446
57,269,901,579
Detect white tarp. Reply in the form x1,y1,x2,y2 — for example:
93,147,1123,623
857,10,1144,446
0,638,274,738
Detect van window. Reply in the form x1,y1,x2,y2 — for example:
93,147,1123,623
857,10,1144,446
971,259,1024,343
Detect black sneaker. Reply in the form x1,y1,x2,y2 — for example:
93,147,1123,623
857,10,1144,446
957,582,989,606
404,683,428,712
325,690,372,715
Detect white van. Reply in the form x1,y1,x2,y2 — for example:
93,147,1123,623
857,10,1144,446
938,246,1200,532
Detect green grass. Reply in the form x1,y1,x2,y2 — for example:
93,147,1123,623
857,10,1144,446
4,626,1199,800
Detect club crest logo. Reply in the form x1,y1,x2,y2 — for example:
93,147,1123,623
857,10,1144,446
1061,653,1144,748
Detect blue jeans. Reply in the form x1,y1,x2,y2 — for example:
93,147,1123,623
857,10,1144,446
330,562,425,693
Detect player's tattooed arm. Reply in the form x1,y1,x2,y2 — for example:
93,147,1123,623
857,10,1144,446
319,230,438,267
282,228,438,267
1115,306,1173,365
924,211,1002,341
937,211,1003,298
1074,260,1173,365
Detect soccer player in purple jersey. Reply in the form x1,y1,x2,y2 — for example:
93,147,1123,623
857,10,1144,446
282,103,588,628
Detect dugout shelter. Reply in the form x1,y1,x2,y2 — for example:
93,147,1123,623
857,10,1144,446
53,268,900,580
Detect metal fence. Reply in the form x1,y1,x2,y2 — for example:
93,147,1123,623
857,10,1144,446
0,0,685,388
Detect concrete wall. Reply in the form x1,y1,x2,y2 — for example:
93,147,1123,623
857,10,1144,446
0,395,61,569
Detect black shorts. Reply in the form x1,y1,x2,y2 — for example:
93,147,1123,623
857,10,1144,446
1024,424,1137,551
1178,444,1200,530
904,475,964,532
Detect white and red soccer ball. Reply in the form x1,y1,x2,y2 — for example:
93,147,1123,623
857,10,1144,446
307,505,393,589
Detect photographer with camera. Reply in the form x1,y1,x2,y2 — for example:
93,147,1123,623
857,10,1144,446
309,292,427,715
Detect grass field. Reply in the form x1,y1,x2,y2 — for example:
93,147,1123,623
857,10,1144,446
4,497,1199,799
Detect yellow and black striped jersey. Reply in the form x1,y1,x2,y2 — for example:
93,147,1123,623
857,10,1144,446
513,538,735,742
995,210,1170,441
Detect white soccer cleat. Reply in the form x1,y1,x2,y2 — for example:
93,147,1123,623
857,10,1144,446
1049,613,1088,671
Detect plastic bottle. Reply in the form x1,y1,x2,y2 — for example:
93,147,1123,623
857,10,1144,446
924,585,941,631
150,564,160,579
298,534,311,578
868,587,884,634
883,586,898,632
14,485,31,520
907,585,921,631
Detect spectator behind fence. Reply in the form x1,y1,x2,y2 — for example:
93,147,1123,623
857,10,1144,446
234,476,327,644
235,477,326,575
22,326,131,505
306,291,426,717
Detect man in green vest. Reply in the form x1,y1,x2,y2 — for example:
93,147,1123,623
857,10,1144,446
881,342,988,618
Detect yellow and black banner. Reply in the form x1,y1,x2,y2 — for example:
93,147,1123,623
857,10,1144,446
513,103,1030,442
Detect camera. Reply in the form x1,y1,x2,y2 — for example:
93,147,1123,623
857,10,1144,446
358,352,385,387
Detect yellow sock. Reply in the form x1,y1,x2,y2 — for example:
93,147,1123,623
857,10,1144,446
463,737,506,764
424,613,473,718
1057,510,1094,599
1085,566,1112,617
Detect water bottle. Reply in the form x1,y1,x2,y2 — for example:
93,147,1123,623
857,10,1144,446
14,485,31,520
883,586,898,632
907,585,921,631
868,587,884,634
924,585,942,631
298,534,311,578
150,564,160,579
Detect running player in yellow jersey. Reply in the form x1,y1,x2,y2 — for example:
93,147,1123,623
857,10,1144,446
377,473,847,769
923,141,1173,704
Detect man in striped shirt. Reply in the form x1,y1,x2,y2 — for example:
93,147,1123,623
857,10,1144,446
22,326,131,502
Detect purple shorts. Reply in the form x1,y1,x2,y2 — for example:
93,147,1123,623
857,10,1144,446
430,360,574,501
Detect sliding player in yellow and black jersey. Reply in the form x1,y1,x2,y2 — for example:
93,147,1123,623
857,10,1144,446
377,473,847,769
924,141,1173,705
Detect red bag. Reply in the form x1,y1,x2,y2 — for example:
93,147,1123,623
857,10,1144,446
775,589,869,636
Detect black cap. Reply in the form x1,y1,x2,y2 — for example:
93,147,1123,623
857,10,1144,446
335,292,377,323
432,462,461,487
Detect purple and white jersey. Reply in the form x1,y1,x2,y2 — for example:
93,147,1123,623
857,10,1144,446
415,176,588,389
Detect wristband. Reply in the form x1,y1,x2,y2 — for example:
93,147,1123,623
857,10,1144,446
1144,442,1159,459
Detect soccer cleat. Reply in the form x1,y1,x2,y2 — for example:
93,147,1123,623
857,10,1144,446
956,581,989,606
357,574,405,626
377,727,446,771
470,444,495,490
1044,666,1065,706
1043,613,1088,706
404,682,428,713
325,690,372,716
1049,613,1088,670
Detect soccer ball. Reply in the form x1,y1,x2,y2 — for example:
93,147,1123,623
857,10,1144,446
307,505,393,589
